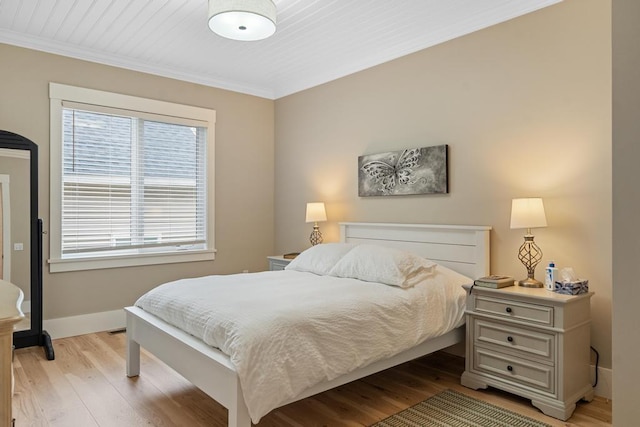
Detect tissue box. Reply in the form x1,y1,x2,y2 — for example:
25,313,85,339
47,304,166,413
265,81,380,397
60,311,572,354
554,280,589,295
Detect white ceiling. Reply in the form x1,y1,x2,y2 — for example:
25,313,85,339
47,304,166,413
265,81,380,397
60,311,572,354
0,0,561,99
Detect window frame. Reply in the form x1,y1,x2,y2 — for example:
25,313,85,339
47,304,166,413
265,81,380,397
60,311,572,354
49,83,216,273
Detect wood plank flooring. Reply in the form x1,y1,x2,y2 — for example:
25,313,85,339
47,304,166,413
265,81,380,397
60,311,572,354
12,332,611,426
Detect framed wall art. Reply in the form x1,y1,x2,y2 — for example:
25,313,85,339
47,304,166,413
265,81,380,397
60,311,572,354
358,144,448,197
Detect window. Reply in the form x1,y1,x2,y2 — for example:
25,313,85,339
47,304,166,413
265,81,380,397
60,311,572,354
49,83,216,272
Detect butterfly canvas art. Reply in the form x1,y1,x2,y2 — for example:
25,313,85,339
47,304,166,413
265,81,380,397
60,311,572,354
358,145,448,196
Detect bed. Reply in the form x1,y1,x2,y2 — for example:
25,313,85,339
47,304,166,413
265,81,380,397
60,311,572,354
125,222,491,426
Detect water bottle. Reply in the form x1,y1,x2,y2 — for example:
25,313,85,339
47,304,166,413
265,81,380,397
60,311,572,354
545,261,557,291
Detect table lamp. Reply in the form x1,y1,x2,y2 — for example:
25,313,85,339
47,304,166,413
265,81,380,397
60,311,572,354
510,198,547,287
305,202,327,246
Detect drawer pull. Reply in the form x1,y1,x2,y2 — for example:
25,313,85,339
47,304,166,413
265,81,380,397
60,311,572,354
507,336,514,342
507,365,514,372
505,307,513,313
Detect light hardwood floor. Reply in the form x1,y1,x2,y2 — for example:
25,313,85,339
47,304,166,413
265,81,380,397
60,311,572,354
13,332,611,426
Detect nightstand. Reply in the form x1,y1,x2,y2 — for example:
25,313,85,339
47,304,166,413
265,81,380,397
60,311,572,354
267,256,292,271
460,284,594,421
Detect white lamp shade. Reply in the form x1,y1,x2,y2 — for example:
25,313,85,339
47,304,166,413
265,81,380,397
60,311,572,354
305,202,327,223
208,0,276,41
510,198,547,229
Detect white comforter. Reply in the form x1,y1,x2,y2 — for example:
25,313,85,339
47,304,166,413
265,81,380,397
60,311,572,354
135,266,468,423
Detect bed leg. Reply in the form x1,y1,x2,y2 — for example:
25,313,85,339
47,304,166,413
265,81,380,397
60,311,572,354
228,408,251,427
228,381,252,427
126,338,140,377
126,316,140,377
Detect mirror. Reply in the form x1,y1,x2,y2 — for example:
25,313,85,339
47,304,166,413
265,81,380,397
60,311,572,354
0,130,54,360
0,149,30,332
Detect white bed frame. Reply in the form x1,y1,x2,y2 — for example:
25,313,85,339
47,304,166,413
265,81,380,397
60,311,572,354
125,222,491,426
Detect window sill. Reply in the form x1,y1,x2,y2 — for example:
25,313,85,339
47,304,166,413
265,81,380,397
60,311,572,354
48,249,216,273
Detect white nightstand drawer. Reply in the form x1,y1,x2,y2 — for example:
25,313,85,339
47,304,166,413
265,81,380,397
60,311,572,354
474,347,555,395
475,295,553,326
473,318,555,362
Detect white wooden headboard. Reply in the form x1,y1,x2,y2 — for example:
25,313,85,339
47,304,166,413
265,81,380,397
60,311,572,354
339,222,491,279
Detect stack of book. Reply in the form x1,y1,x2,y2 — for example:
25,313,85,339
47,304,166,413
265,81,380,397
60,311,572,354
283,252,300,259
474,275,515,288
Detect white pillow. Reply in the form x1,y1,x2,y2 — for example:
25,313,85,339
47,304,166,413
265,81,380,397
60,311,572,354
285,243,356,276
328,244,436,288
434,263,474,288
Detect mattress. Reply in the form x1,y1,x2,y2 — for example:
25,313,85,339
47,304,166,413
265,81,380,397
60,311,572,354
135,265,469,422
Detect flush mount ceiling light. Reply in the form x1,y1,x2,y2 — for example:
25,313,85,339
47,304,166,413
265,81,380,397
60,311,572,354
208,0,277,41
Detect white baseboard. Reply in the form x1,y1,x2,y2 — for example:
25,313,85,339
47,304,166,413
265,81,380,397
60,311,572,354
44,309,125,339
593,364,612,400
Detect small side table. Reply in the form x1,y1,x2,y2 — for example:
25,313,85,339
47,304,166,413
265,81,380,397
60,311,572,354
267,256,292,271
461,284,594,420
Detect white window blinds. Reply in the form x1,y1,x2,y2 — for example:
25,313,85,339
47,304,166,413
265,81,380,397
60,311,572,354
61,104,207,258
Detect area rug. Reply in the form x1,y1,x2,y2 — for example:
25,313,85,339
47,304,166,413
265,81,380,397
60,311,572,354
372,389,552,427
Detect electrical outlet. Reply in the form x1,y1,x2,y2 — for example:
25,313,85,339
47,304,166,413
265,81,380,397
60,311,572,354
13,243,23,251
242,269,249,273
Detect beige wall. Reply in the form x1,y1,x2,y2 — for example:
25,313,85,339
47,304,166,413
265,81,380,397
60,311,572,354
275,0,612,372
612,0,640,422
0,43,275,319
